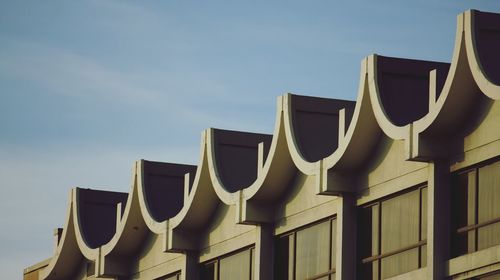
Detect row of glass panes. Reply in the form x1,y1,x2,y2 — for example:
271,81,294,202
200,247,255,280
357,186,427,279
451,160,500,257
274,218,337,280
195,159,500,280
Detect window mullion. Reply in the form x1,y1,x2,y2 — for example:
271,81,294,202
468,169,477,253
376,202,381,280
216,260,220,280
292,232,296,280
328,219,332,280
418,187,424,268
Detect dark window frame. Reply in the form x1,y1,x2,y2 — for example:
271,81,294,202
358,184,428,280
200,245,255,280
451,157,500,256
154,271,181,280
274,216,337,280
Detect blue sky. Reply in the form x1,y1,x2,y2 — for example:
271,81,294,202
1,1,499,279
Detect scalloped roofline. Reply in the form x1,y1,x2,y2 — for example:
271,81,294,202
40,190,82,280
33,9,500,279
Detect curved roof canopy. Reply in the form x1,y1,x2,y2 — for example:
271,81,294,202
36,9,500,280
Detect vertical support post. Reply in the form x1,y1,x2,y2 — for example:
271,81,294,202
427,161,450,279
336,193,356,280
182,252,199,280
255,224,273,280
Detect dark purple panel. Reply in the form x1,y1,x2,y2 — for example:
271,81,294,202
376,56,450,126
78,188,128,249
213,129,272,193
291,95,355,162
142,161,196,222
474,10,500,85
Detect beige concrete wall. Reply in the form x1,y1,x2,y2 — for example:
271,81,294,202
358,139,428,205
365,139,427,189
275,173,338,235
129,234,184,279
199,204,255,262
452,101,500,172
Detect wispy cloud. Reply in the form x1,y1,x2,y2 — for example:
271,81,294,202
0,38,262,132
1,40,160,103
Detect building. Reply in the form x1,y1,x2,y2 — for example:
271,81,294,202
24,9,500,280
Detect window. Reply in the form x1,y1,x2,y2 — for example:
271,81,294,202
451,159,500,257
478,272,500,280
469,271,500,280
274,217,336,280
200,247,254,280
357,186,427,279
155,271,180,280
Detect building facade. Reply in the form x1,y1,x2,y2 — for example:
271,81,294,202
24,10,500,280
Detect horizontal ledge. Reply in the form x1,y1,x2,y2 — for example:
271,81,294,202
362,240,427,264
306,269,336,280
457,216,500,234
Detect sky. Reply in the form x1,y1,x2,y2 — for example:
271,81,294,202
1,1,499,279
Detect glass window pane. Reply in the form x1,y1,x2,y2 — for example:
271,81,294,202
219,249,251,280
274,235,293,280
295,221,330,280
381,190,420,253
357,205,376,280
381,247,419,279
380,190,420,278
478,222,500,250
451,172,470,257
200,263,215,280
421,187,427,267
421,187,427,241
478,161,500,250
420,244,427,268
156,274,179,280
372,203,380,257
479,272,500,279
331,219,336,271
250,247,255,280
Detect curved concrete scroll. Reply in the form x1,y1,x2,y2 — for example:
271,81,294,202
137,160,196,233
318,54,452,194
465,10,500,100
40,190,83,280
207,128,272,204
410,11,498,160
235,96,299,224
73,188,127,263
41,188,127,279
283,93,355,175
99,164,149,277
92,160,195,277
318,59,383,195
167,131,220,252
167,128,272,250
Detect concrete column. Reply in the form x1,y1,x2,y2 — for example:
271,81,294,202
255,223,274,280
336,193,356,280
427,160,450,279
183,252,199,280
